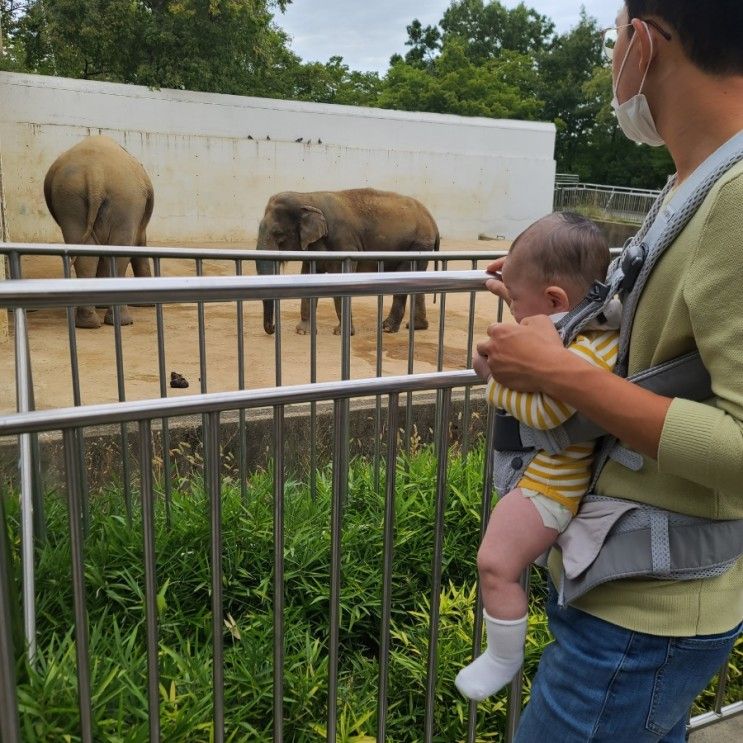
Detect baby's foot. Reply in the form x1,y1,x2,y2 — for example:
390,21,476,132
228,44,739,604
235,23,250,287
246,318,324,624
455,650,523,701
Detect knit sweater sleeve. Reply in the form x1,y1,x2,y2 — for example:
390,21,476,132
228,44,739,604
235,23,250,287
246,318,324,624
657,173,743,493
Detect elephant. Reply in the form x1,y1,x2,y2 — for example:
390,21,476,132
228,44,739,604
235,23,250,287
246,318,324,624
43,135,154,328
256,189,440,335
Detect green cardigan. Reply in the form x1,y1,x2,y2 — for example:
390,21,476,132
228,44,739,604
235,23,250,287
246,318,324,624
549,160,743,636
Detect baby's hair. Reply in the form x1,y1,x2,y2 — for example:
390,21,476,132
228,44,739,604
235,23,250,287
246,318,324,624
509,212,610,295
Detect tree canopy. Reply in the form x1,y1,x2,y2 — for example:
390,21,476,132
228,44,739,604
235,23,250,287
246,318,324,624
0,0,673,187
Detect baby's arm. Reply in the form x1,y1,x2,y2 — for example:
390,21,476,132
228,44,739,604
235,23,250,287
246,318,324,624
485,331,618,431
486,376,575,430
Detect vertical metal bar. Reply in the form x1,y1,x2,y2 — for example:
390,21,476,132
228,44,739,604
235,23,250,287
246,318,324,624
206,412,224,743
466,405,498,743
0,475,22,743
373,260,384,494
376,393,399,743
62,256,89,532
273,405,285,742
274,262,283,388
434,261,448,456
109,257,131,524
153,257,172,525
310,260,318,501
340,259,352,382
404,259,415,452
138,420,160,742
504,568,531,743
10,254,45,544
63,429,93,743
13,307,36,661
461,259,478,456
423,388,451,742
196,259,208,394
235,260,248,503
328,398,348,742
713,660,730,714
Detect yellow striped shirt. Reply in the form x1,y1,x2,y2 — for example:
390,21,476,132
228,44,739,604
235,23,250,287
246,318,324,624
486,329,620,510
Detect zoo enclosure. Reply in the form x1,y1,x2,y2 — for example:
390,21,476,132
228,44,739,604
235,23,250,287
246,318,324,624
554,181,661,224
0,252,740,741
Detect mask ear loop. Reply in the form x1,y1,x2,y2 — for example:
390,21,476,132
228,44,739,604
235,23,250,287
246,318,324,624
636,22,655,95
613,21,654,98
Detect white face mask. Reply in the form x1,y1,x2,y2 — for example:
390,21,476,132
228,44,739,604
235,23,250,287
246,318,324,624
611,23,665,147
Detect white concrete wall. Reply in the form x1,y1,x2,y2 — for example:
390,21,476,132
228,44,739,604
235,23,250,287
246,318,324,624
0,71,556,243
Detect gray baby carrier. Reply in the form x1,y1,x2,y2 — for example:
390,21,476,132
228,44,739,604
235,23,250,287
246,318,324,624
492,129,743,606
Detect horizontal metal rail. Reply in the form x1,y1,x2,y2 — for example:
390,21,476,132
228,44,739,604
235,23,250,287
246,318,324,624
0,242,507,263
689,701,743,731
0,370,480,435
0,270,489,307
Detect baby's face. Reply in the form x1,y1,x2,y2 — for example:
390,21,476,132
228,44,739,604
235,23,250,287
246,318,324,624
501,258,558,323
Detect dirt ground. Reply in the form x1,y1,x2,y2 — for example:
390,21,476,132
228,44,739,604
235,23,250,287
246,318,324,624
0,239,513,413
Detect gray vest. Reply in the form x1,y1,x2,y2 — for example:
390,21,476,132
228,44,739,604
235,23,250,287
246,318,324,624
492,129,743,606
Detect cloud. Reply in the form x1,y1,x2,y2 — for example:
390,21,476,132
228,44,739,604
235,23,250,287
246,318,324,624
276,1,621,72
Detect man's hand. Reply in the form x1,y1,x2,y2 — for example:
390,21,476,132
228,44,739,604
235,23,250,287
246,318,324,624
476,315,566,391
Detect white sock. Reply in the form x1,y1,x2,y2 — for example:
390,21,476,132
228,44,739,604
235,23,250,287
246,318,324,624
455,611,527,701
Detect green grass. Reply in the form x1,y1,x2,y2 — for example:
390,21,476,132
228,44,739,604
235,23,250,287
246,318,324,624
2,444,740,741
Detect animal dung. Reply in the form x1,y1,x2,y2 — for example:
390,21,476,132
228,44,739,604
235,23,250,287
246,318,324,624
170,371,189,389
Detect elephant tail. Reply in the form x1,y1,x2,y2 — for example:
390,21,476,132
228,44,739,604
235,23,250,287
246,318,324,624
81,188,105,245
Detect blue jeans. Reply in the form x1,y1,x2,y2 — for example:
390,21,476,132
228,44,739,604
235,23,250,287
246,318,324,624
515,587,741,742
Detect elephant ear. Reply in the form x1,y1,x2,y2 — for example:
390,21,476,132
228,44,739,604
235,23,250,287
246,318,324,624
299,206,328,249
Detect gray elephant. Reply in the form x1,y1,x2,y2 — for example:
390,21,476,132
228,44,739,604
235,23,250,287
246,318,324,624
44,135,154,328
256,188,440,335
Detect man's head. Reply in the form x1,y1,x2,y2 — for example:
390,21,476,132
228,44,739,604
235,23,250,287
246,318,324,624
624,1,743,76
502,213,610,323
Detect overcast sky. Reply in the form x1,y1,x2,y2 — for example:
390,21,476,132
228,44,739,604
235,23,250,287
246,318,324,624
276,1,622,73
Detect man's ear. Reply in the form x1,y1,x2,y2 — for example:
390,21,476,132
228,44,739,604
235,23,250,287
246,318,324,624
544,286,571,312
631,18,656,72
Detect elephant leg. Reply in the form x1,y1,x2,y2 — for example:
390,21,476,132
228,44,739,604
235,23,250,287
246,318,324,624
131,256,152,277
406,261,429,330
383,293,407,333
333,296,355,336
71,256,103,329
296,297,318,335
103,256,134,327
296,262,316,334
383,263,410,333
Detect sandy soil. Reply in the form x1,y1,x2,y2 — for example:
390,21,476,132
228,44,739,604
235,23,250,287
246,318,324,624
0,239,513,413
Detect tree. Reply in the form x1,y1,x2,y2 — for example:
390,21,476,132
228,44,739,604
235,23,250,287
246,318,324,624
13,0,296,94
440,0,554,63
379,37,542,120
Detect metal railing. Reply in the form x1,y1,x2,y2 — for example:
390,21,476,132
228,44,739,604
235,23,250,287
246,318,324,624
554,182,661,224
0,258,739,740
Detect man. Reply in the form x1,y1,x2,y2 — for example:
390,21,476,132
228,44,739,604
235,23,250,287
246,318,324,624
476,2,743,740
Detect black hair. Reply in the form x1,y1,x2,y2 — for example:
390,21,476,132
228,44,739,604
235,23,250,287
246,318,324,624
626,1,743,75
510,212,610,295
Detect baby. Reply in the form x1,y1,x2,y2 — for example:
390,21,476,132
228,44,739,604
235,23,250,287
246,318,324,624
456,212,619,701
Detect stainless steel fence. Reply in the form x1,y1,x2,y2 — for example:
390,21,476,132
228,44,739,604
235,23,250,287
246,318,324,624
554,182,661,224
0,261,739,740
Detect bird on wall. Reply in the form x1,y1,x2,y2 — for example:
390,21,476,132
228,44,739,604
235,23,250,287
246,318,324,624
247,135,254,140
266,135,271,141
318,138,322,144
295,137,303,143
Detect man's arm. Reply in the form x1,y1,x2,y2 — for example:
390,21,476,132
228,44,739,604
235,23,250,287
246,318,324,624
477,318,671,459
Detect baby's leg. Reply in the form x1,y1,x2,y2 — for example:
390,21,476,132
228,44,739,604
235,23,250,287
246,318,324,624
455,488,560,701
478,488,560,619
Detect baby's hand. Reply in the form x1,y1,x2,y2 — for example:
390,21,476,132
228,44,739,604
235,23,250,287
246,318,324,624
472,351,492,381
